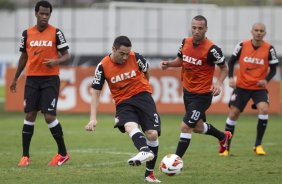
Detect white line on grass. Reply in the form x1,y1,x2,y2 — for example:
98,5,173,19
70,148,134,156
25,148,136,156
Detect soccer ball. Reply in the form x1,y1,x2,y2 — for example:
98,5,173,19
159,154,183,176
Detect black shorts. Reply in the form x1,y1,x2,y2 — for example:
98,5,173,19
115,92,161,136
24,76,60,115
229,87,269,112
182,88,212,128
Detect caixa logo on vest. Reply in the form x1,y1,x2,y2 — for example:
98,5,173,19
30,40,53,47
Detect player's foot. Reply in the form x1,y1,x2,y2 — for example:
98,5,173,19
18,156,29,167
219,150,229,156
48,153,70,166
219,131,232,153
128,151,154,166
253,145,266,155
144,172,161,183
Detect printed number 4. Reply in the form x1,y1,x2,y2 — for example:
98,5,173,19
51,98,56,108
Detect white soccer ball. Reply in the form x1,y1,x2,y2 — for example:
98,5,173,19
159,154,183,176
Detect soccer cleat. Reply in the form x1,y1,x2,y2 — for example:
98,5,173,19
219,150,229,156
253,145,266,155
128,151,154,166
18,156,29,167
144,172,161,183
219,131,232,154
48,153,70,166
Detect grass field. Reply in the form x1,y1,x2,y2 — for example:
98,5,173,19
0,101,282,184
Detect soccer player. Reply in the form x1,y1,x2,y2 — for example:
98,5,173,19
85,36,161,183
10,1,71,166
221,23,279,156
160,15,232,159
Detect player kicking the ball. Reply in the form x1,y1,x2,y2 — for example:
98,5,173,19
85,36,161,183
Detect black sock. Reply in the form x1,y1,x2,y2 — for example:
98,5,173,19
22,123,34,157
205,123,225,141
49,123,67,156
145,145,158,177
225,124,235,150
255,119,268,146
175,137,190,158
131,132,150,151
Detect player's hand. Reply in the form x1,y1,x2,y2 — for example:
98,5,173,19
229,78,236,89
85,120,97,132
10,80,17,93
42,58,58,67
160,60,169,70
257,80,267,87
210,83,222,96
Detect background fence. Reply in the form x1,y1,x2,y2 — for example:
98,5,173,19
0,2,282,58
0,1,281,113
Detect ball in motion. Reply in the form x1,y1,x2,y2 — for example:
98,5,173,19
159,154,183,176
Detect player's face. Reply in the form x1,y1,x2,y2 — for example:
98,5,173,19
251,24,266,42
112,45,131,64
35,6,51,28
191,19,207,43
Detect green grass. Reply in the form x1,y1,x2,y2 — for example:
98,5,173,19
0,85,4,99
0,103,282,184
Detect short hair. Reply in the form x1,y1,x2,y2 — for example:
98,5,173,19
113,36,132,49
193,15,207,27
252,22,266,31
35,0,52,13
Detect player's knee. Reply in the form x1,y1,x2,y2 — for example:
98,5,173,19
193,127,202,133
229,107,240,120
145,130,158,141
44,114,56,124
258,107,268,115
180,122,192,132
25,111,37,122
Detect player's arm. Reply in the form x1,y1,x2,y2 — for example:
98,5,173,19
228,42,242,88
161,57,182,70
10,30,28,93
161,39,184,70
257,46,279,87
135,52,151,80
58,49,71,64
10,52,28,93
85,63,105,132
85,89,101,132
208,45,228,96
43,29,71,67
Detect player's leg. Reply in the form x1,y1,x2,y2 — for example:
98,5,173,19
115,95,156,166
19,77,39,166
223,106,240,153
193,118,232,154
175,90,203,158
134,92,161,182
41,76,69,166
253,90,269,155
194,112,227,140
44,113,69,166
124,122,154,166
18,112,37,166
222,88,250,156
175,121,193,158
144,130,160,183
